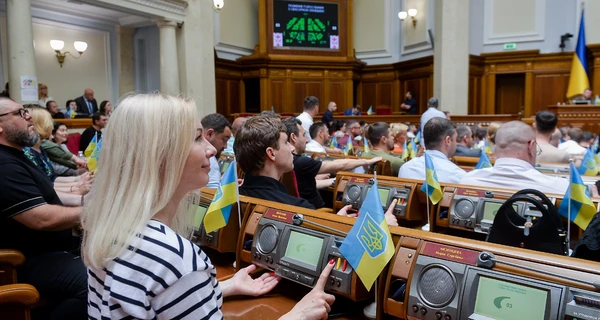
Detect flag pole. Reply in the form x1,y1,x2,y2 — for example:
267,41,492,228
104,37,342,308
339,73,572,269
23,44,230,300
423,157,431,232
567,159,573,253
234,161,242,228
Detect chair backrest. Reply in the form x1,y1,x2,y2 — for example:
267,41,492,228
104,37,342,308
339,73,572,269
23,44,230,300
280,170,300,198
65,133,81,154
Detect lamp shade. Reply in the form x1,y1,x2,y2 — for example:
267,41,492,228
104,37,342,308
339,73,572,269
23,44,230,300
50,40,65,51
407,9,418,17
74,41,88,53
213,0,224,9
398,11,408,20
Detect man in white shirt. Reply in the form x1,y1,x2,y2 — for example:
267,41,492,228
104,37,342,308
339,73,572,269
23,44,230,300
305,122,342,154
419,97,446,137
296,96,319,142
202,113,232,188
558,127,588,156
399,117,466,183
461,121,569,195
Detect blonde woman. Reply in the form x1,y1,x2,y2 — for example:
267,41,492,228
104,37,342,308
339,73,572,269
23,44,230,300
389,123,409,153
83,93,335,320
38,83,54,108
486,121,502,153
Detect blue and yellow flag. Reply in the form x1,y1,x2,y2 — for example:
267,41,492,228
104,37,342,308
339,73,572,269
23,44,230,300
329,137,339,149
414,131,421,145
204,161,239,233
483,140,493,154
84,133,98,158
578,150,598,176
558,162,597,230
409,139,417,159
339,181,395,291
401,140,408,161
344,140,354,156
367,106,374,115
567,9,590,98
363,136,370,153
87,138,102,173
420,152,443,204
475,151,492,169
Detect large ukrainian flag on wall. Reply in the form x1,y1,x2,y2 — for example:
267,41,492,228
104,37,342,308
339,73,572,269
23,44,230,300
203,161,239,233
339,181,395,291
566,9,590,98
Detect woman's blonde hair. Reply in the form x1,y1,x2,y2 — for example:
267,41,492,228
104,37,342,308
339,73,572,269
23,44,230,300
487,122,502,144
389,123,408,137
38,83,48,100
29,107,53,140
82,93,198,269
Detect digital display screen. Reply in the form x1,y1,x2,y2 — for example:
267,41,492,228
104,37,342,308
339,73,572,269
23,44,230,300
482,202,517,221
284,231,324,270
273,1,339,50
473,276,547,320
193,205,208,230
220,161,230,175
366,187,391,205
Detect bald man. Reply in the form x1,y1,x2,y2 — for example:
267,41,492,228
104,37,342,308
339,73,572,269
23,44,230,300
223,116,247,155
460,121,569,195
75,88,98,116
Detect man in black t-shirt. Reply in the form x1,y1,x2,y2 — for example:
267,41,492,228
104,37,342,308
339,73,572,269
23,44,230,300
79,111,107,152
0,97,87,319
400,91,418,115
282,118,382,209
321,101,337,132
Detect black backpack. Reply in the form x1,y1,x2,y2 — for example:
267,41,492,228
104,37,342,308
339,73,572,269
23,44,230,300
572,212,600,262
486,189,568,256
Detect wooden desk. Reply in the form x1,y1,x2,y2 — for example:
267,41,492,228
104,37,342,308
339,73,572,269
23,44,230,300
547,105,600,132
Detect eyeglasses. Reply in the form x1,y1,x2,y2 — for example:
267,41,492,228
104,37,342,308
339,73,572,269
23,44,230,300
530,140,542,155
0,108,29,119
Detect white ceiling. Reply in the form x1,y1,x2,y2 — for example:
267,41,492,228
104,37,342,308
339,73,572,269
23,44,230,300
31,0,152,27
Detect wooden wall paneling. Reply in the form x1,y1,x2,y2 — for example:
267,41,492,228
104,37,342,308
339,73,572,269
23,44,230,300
216,79,227,116
362,83,377,112
376,82,393,109
270,80,284,113
495,74,525,115
329,81,344,109
533,73,570,113
259,68,269,111
228,80,240,115
468,76,482,114
238,80,245,113
323,70,331,109
293,82,307,113
589,45,600,99
307,82,323,104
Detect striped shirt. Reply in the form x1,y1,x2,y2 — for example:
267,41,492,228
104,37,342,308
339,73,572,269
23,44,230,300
88,220,223,320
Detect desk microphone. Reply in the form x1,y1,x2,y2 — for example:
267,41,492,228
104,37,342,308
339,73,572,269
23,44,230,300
477,252,600,290
292,214,348,237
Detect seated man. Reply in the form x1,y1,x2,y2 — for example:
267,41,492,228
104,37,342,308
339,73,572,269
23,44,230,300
454,125,481,157
0,97,86,318
558,127,588,156
79,112,107,152
399,117,466,183
534,111,570,163
343,105,361,116
461,121,570,195
337,119,361,148
283,118,382,209
306,122,342,154
235,116,315,209
202,113,232,188
362,122,404,176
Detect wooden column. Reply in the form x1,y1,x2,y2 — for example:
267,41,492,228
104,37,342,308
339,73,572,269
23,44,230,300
524,62,534,117
590,44,600,98
260,68,269,111
485,65,496,114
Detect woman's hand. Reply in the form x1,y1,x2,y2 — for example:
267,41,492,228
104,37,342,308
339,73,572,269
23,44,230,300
73,155,88,169
223,264,281,298
336,205,357,218
280,259,336,320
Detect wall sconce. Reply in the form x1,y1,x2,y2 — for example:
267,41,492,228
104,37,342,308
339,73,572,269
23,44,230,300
213,0,224,11
398,9,418,28
49,40,88,68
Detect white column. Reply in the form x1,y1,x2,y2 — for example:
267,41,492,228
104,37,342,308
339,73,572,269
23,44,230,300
178,0,217,115
7,0,38,104
156,20,180,96
433,0,470,115
116,26,136,98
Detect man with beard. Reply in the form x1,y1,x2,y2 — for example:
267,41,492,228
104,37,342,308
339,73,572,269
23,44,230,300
202,113,232,188
362,122,404,176
0,97,87,319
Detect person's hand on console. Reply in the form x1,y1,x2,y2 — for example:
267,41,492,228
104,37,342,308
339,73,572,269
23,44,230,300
316,173,331,180
385,199,399,227
336,205,357,218
364,157,382,166
221,264,281,298
280,259,336,320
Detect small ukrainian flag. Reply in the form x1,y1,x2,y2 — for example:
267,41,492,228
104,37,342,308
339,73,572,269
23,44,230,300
339,180,395,291
578,150,598,176
84,133,98,158
475,151,492,169
344,140,354,156
401,140,408,161
558,162,597,230
204,161,239,233
420,152,443,204
367,106,374,115
87,138,102,173
363,136,370,153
